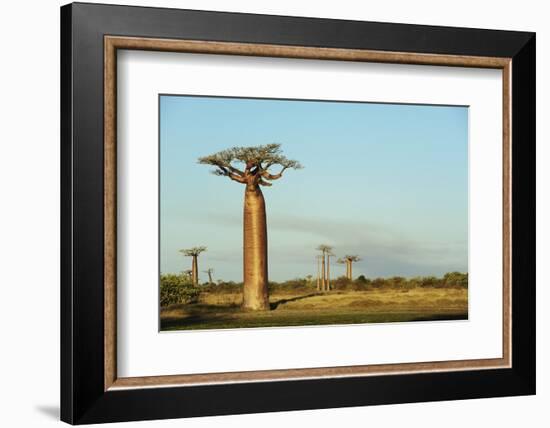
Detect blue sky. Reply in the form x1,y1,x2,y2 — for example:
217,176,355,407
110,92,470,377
160,95,468,282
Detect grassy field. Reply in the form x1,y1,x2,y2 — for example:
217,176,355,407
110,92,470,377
160,287,468,331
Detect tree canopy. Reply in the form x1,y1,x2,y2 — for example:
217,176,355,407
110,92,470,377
317,244,333,254
198,143,302,186
179,246,207,257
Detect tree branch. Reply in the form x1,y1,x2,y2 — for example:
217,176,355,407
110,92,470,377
198,144,302,185
262,166,287,180
227,164,244,176
228,173,246,183
214,166,246,183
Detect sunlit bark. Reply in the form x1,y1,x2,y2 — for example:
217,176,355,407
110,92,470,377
321,254,326,291
326,254,331,291
179,247,207,287
203,268,214,284
198,144,302,311
341,255,361,281
242,183,269,310
191,256,198,286
317,256,321,291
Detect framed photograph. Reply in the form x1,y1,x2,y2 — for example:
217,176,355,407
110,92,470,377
61,2,535,424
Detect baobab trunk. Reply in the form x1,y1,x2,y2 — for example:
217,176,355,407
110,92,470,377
327,255,331,291
317,257,321,291
192,256,198,286
242,184,270,310
321,254,326,291
348,260,353,280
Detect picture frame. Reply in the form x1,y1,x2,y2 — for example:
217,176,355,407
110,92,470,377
61,2,535,424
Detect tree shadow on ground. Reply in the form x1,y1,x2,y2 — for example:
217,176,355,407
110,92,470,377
160,311,234,330
160,304,239,330
270,293,321,310
410,313,467,322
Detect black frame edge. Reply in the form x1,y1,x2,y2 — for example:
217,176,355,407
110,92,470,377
61,2,536,424
60,3,74,425
510,33,536,393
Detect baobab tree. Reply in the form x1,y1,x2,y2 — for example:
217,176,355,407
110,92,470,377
338,255,361,280
317,244,333,292
203,268,214,285
316,254,323,291
179,246,207,287
337,255,359,280
326,249,335,290
198,144,302,310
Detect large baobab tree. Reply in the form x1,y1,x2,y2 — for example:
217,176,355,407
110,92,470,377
317,244,333,292
198,144,302,311
203,268,214,285
338,255,361,280
179,246,207,287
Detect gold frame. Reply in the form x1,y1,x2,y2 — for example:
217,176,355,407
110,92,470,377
104,36,512,391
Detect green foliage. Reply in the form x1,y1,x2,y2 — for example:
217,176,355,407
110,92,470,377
333,273,467,290
160,274,200,306
160,272,468,302
356,275,370,284
198,143,303,171
201,281,243,293
419,276,439,288
443,272,468,288
331,276,367,291
386,276,407,288
269,278,311,292
371,277,387,288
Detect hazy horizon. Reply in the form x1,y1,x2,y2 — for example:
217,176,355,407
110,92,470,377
160,95,468,282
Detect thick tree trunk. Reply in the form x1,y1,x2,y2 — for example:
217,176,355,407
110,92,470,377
191,256,198,286
242,184,270,310
317,257,321,291
349,261,353,280
207,272,213,284
321,254,326,291
327,255,331,291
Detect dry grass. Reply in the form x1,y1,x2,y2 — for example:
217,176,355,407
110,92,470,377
161,287,467,331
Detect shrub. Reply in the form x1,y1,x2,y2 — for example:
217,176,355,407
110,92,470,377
356,275,370,284
202,281,243,293
386,276,407,289
443,272,468,288
269,278,312,292
160,274,200,306
331,276,369,291
419,276,440,288
371,277,386,288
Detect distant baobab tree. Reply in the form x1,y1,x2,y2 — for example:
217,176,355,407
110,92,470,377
179,246,207,287
199,143,302,310
340,255,361,280
316,254,323,291
203,268,215,285
183,269,193,279
317,244,334,292
326,249,335,290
